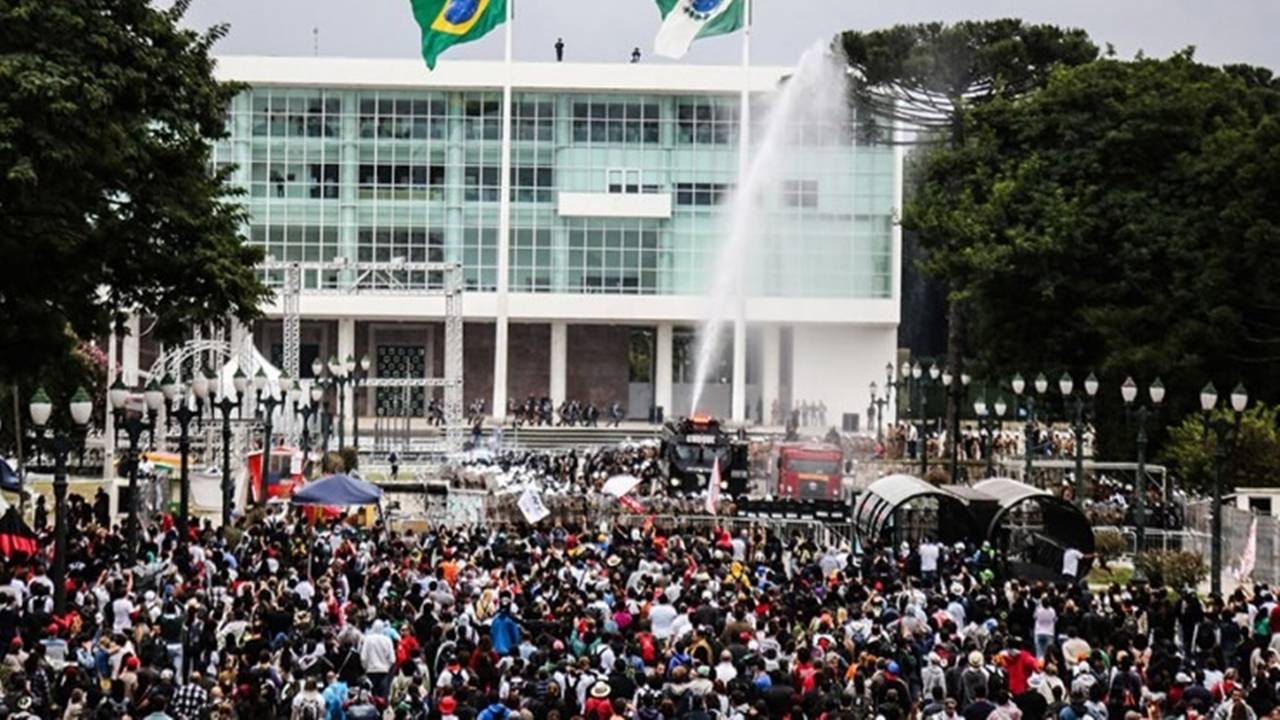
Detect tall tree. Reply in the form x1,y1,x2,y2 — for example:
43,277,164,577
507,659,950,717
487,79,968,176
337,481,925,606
908,52,1280,451
840,20,1098,460
0,0,268,384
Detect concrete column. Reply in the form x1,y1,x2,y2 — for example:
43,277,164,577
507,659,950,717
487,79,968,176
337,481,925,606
122,315,141,386
655,323,674,420
550,322,567,407
337,318,355,439
730,317,747,423
761,324,781,427
492,319,509,420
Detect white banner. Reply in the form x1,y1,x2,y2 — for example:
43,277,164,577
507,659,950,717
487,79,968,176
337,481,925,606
517,487,551,524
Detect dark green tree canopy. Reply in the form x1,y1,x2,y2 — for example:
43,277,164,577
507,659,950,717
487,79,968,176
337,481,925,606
907,52,1280,428
840,20,1098,136
0,0,267,382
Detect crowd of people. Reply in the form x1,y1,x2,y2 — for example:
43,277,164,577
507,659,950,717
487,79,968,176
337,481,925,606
0,470,1275,720
876,423,1095,467
449,444,664,498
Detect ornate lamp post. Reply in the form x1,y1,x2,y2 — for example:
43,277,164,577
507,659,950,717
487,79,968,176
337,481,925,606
914,362,940,477
1059,372,1099,506
1011,372,1048,484
293,382,321,477
869,380,889,444
1200,381,1248,597
28,386,92,613
253,368,293,505
109,378,163,564
941,367,971,483
161,373,207,551
313,355,371,452
973,394,1007,479
209,369,246,527
1121,376,1164,572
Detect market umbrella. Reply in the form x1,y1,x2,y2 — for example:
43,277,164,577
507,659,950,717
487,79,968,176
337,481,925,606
602,474,641,498
290,474,384,507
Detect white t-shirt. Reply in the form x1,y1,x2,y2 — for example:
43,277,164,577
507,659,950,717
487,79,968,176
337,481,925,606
111,598,135,633
1033,605,1057,636
919,542,940,573
1062,548,1084,577
649,603,677,639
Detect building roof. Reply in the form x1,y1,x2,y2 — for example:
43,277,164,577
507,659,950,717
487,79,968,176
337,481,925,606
214,56,796,94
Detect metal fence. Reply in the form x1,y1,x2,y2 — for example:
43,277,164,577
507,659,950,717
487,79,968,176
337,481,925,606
1183,499,1280,586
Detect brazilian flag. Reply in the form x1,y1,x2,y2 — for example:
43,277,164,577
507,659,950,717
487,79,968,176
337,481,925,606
410,0,508,70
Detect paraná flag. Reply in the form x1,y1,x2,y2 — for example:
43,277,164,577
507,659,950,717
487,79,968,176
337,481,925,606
410,0,508,70
654,0,746,59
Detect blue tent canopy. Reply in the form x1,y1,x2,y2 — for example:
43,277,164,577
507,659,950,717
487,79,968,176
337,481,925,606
290,474,384,507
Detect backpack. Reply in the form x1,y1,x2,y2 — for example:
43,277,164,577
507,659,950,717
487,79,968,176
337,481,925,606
1108,671,1138,709
297,696,324,720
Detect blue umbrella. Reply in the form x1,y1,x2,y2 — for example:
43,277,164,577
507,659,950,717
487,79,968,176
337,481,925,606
290,474,383,507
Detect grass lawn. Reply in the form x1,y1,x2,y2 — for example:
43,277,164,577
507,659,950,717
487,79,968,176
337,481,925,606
1087,563,1133,588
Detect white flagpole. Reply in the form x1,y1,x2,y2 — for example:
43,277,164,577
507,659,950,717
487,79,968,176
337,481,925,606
493,0,514,421
731,0,751,423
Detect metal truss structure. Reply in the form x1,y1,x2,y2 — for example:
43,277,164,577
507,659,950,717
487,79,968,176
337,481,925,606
260,259,465,451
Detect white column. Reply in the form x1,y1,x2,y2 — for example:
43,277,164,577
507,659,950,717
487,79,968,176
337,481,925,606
655,324,674,421
122,314,141,386
492,321,509,420
761,324,781,427
337,318,355,439
730,318,747,423
549,322,567,407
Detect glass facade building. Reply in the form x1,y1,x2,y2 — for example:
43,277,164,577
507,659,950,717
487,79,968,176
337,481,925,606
214,57,901,425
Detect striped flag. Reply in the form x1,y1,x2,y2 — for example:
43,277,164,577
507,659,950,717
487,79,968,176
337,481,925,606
653,0,745,59
705,456,721,515
1235,517,1257,586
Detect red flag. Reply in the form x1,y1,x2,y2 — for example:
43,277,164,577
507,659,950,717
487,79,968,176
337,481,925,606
618,495,646,514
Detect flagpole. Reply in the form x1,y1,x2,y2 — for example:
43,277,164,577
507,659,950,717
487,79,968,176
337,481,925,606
731,0,751,424
492,0,514,422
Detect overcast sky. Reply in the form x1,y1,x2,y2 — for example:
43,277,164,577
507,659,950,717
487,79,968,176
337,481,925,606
175,0,1280,70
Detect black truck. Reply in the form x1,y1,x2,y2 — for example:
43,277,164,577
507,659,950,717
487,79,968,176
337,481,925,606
660,415,750,497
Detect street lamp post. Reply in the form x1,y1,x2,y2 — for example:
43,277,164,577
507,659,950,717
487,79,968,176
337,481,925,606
253,369,294,505
209,369,246,528
1121,376,1164,571
1200,381,1248,597
1059,372,1099,507
109,378,163,564
941,367,971,483
314,355,371,452
162,373,208,552
869,381,889,445
28,387,92,614
1011,372,1048,484
973,394,1008,479
294,383,322,478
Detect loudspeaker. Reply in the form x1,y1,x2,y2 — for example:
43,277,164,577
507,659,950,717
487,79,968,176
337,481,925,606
842,413,859,432
649,405,664,424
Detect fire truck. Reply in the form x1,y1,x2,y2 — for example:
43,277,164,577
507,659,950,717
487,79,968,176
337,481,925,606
660,415,750,497
772,443,844,500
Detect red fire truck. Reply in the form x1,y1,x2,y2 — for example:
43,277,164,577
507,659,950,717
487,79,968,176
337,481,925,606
773,443,844,500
